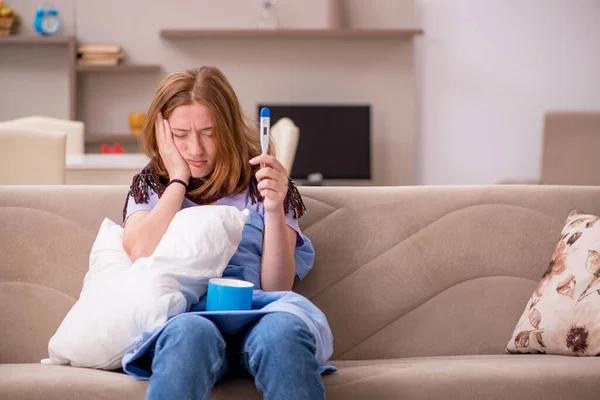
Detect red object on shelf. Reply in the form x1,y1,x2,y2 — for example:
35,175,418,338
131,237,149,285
100,143,125,154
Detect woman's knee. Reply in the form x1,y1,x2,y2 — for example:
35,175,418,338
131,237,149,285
260,312,311,334
158,314,223,349
247,312,316,354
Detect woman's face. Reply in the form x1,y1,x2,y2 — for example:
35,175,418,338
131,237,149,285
167,103,217,179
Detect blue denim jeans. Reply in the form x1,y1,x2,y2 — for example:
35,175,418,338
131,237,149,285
144,312,325,400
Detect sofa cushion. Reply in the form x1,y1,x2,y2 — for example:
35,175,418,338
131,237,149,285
507,209,600,355
4,356,600,400
0,364,261,400
326,355,600,399
0,364,147,400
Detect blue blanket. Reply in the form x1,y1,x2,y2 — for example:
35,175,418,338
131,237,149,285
122,210,336,378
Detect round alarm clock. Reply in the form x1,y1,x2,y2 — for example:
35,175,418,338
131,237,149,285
34,8,60,36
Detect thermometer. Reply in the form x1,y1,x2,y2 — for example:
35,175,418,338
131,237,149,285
260,107,270,155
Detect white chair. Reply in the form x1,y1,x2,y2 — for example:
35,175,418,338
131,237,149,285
0,116,84,155
0,126,66,185
270,117,299,176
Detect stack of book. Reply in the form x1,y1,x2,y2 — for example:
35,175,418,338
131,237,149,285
77,43,125,66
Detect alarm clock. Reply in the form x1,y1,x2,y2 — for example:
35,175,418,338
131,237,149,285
34,8,60,36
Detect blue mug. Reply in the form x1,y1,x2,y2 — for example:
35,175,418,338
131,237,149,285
206,278,254,311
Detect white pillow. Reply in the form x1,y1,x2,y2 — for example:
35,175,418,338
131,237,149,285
43,205,249,370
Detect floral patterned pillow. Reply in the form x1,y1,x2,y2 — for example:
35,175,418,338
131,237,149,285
507,209,600,356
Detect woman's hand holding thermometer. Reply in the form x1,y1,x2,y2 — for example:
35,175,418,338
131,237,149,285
250,107,290,212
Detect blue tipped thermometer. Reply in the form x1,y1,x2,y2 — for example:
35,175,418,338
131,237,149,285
260,108,270,155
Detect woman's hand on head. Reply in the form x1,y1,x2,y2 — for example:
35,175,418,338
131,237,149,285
250,154,289,214
155,112,190,182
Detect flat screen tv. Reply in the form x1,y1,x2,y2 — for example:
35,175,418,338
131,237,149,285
257,104,371,181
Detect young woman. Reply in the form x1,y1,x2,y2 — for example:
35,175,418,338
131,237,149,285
121,66,333,400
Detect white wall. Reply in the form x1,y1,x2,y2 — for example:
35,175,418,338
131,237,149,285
416,0,600,185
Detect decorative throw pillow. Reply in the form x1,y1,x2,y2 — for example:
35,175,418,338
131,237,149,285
507,209,600,356
43,205,249,370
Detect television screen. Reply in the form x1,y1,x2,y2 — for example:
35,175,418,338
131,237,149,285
257,104,371,180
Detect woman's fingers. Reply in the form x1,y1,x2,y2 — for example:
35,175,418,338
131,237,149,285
163,119,175,146
255,166,284,182
257,177,287,195
155,112,177,157
155,112,167,150
154,114,162,142
250,154,287,175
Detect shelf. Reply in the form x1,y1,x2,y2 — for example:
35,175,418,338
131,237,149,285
76,64,162,73
160,28,423,40
85,134,140,144
0,35,75,45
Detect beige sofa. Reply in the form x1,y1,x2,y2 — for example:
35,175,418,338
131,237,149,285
2,184,600,399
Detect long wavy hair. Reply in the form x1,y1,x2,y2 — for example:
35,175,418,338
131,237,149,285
139,66,274,197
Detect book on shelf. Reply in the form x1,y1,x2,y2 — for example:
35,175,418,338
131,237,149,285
76,45,125,66
77,58,122,66
77,43,121,54
79,51,125,61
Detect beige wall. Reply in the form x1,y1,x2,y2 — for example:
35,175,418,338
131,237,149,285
0,0,418,186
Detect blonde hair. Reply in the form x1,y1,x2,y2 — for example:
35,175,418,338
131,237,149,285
140,66,274,197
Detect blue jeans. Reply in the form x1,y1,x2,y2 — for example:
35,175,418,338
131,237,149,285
144,312,325,400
